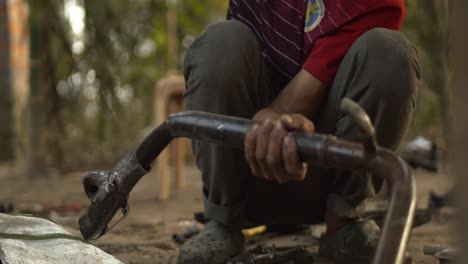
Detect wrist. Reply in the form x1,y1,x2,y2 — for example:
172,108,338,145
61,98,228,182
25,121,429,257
253,107,282,122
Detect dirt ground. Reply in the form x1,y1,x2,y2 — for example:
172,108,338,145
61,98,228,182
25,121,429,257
0,161,456,263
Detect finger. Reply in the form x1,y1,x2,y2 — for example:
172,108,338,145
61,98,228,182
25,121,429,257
283,136,307,181
266,122,289,184
245,124,260,176
280,114,315,133
256,119,275,180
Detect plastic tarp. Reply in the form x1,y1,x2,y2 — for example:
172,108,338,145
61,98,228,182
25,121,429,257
0,213,123,264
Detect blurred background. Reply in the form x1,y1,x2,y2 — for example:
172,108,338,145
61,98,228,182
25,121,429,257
0,0,450,177
1,0,228,175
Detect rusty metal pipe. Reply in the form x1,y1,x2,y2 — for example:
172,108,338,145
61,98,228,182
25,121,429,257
134,110,415,264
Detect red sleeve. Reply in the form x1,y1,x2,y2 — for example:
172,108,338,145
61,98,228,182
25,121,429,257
303,6,406,85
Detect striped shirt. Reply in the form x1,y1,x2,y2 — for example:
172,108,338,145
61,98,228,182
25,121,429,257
227,0,405,87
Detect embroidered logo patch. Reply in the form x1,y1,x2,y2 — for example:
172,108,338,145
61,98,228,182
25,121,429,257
304,0,325,32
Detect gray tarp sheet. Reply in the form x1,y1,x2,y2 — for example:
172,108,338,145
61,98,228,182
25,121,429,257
0,213,123,264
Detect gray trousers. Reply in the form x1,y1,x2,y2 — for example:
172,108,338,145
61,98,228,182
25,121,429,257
184,21,420,227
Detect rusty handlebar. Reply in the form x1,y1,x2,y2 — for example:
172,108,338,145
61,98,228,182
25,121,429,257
85,98,415,264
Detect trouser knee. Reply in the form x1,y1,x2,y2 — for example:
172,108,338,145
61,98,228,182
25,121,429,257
351,28,421,104
184,20,264,112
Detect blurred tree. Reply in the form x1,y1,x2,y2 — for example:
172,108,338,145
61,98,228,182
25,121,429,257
0,0,34,172
28,0,74,175
9,0,30,173
0,0,13,162
450,0,468,259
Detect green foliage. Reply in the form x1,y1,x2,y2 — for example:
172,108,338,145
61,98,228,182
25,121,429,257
33,0,227,169
401,0,449,141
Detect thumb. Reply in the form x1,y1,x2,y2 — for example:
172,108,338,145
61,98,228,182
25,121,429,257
280,114,315,133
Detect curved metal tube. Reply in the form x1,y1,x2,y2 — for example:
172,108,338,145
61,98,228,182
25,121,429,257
369,149,416,264
134,111,415,264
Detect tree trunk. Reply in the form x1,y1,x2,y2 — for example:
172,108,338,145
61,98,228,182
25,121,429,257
26,0,64,176
26,0,43,176
40,0,63,171
9,0,31,174
450,0,468,261
0,0,14,162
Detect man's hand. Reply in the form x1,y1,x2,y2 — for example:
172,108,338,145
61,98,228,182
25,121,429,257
245,110,315,184
244,69,325,183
